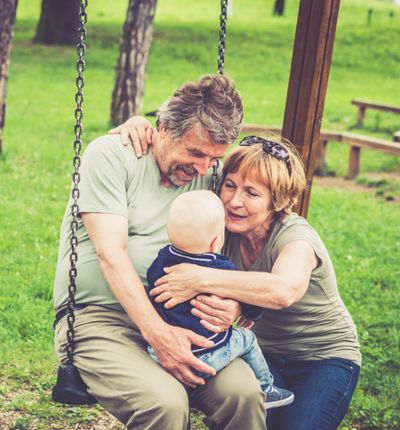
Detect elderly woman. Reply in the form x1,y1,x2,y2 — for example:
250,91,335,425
146,135,361,430
112,120,361,429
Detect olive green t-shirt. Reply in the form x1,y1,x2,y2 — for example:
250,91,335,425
222,213,362,366
53,134,222,311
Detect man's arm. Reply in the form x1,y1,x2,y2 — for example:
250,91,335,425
81,212,216,387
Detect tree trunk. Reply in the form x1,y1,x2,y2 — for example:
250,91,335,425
111,0,157,125
273,0,285,16
0,0,18,155
34,0,80,45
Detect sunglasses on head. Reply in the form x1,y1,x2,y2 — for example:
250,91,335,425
239,135,292,176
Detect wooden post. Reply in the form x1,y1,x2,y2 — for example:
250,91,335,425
281,0,341,218
356,106,366,127
314,139,329,176
346,146,361,179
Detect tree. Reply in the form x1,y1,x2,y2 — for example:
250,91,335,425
273,0,285,16
0,0,18,154
34,0,80,45
111,0,157,125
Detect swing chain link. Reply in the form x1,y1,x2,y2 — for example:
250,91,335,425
214,1,228,190
66,0,88,365
217,0,228,75
212,159,220,194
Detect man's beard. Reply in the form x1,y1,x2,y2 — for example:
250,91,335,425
166,164,198,187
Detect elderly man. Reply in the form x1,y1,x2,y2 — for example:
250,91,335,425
53,74,267,430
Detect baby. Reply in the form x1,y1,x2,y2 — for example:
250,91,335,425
147,190,294,409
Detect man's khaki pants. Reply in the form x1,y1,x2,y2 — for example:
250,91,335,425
55,306,267,430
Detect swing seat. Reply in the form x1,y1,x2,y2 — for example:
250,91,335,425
52,363,97,405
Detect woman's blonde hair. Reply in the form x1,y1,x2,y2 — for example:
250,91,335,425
222,137,307,218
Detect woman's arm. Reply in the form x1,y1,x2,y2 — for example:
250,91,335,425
152,240,318,311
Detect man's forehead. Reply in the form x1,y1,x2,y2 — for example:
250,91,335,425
184,141,230,157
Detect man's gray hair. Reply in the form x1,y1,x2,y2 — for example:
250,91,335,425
156,74,243,145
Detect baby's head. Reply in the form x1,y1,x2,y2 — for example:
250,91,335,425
167,190,225,254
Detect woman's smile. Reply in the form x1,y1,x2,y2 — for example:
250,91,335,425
226,210,246,220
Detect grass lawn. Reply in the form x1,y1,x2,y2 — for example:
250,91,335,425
1,0,399,429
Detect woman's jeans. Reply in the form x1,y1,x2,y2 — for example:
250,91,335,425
264,355,360,430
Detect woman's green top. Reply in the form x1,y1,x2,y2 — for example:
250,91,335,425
222,213,362,367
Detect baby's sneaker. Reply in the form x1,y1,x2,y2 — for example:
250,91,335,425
264,385,294,409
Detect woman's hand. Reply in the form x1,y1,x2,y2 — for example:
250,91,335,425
151,265,241,333
151,263,206,308
191,295,241,333
108,116,153,158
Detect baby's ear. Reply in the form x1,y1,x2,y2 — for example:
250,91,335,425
210,235,224,253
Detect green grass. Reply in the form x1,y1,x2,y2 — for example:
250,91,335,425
1,0,399,428
309,188,400,429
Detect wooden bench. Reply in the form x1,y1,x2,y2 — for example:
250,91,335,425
242,123,400,179
351,99,400,127
339,132,400,178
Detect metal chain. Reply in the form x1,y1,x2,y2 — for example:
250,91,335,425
214,1,228,190
66,0,88,365
211,159,220,194
217,0,228,75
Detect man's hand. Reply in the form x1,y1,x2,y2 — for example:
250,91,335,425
146,324,216,388
109,116,153,158
190,295,241,333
